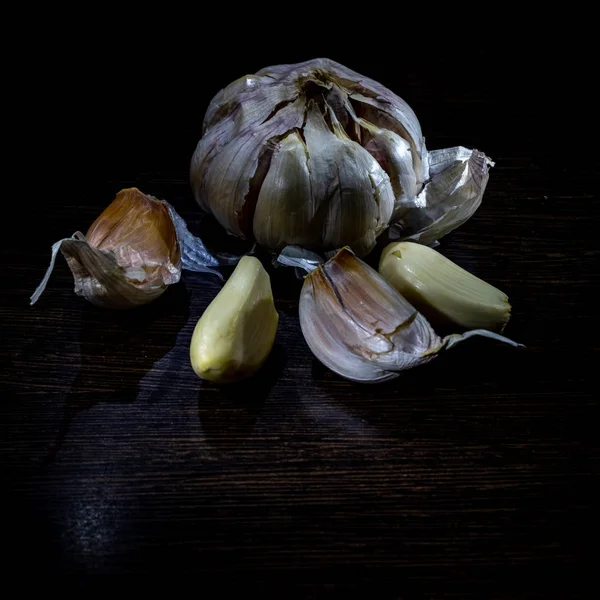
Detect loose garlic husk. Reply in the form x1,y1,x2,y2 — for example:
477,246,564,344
299,248,521,383
191,58,493,256
190,256,279,383
379,242,511,332
31,188,181,309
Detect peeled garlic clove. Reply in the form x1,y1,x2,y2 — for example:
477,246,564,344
379,242,511,332
31,188,181,309
299,248,520,383
190,256,278,383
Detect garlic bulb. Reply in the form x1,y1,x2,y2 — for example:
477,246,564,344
379,241,511,332
31,188,181,309
299,248,521,383
190,256,278,383
191,58,492,256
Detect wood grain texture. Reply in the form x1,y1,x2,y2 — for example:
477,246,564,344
2,34,598,598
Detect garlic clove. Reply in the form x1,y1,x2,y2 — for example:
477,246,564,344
299,247,521,383
379,241,511,332
86,187,180,286
300,248,440,382
200,97,306,238
357,117,419,222
57,234,169,309
347,94,427,191
300,285,396,383
31,188,181,309
190,256,279,383
192,78,300,211
303,101,395,256
252,131,315,249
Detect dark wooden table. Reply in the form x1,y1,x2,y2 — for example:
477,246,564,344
2,37,597,597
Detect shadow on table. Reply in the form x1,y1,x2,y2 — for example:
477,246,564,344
43,284,190,464
309,334,529,436
197,344,287,451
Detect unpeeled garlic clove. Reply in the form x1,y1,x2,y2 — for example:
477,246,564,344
379,241,511,332
190,256,279,383
30,188,181,309
299,247,521,383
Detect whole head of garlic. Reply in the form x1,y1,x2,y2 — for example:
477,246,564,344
31,188,182,309
191,58,493,256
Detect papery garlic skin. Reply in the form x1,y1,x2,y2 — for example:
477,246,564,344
67,188,181,308
299,248,520,383
395,148,493,246
87,187,181,286
190,256,279,383
30,188,181,309
379,242,511,332
191,58,492,256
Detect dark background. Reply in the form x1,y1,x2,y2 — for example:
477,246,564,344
2,20,598,598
